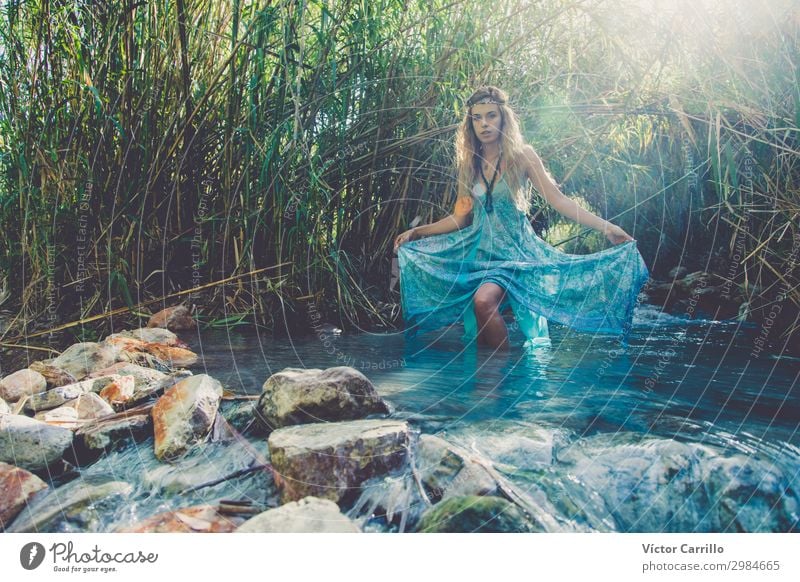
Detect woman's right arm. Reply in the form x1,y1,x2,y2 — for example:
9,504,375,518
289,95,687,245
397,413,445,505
394,195,474,251
415,195,474,236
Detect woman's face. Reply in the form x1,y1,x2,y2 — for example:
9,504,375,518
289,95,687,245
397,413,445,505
470,103,503,146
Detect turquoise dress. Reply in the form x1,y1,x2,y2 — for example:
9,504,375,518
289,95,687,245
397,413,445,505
398,175,650,348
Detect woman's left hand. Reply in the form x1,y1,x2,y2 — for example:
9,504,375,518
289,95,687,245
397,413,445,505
604,223,634,245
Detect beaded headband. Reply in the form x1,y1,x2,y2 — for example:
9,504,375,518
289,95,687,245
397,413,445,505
472,97,505,105
467,96,505,107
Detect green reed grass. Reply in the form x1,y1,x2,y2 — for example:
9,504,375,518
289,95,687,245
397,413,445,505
0,0,797,355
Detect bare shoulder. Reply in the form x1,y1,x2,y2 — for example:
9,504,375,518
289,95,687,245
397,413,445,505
520,144,542,170
520,144,547,185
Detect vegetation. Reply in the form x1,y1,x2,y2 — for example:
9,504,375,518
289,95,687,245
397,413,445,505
0,0,797,357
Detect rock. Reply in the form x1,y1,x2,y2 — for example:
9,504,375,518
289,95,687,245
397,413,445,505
560,435,800,532
115,350,172,372
268,419,410,504
642,270,748,320
416,495,540,533
5,480,132,533
132,370,194,407
236,497,360,533
0,462,48,530
137,343,197,367
88,363,173,402
256,366,390,432
34,407,80,428
103,335,147,351
0,397,10,415
701,455,800,532
0,414,74,472
34,393,115,430
28,361,77,388
104,335,198,368
460,427,562,470
152,374,223,461
147,304,195,331
106,327,181,346
98,375,135,409
89,362,168,383
50,342,119,381
668,266,688,279
673,271,724,291
737,300,750,321
0,369,47,402
61,392,115,421
561,437,711,532
415,434,498,502
73,415,152,464
23,374,135,414
116,505,245,533
224,400,259,433
25,382,91,413
139,438,271,495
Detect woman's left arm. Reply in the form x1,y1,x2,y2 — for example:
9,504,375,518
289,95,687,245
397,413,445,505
522,145,633,244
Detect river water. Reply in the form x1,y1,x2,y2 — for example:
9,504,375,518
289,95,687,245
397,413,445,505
21,304,799,532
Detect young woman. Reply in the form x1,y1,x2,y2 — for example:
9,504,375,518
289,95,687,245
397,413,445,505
394,85,650,351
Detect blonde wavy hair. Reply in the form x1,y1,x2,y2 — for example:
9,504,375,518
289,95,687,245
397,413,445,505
454,86,531,214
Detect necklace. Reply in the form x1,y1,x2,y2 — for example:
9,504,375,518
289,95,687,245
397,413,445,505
479,150,502,213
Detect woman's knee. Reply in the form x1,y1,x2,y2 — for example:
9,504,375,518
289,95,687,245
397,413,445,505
474,290,503,318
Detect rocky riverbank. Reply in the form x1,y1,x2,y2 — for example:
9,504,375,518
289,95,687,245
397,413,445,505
0,322,545,532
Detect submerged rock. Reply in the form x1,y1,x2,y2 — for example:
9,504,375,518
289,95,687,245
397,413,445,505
0,415,74,472
256,366,390,432
152,374,223,461
701,454,800,532
73,414,152,464
454,425,565,470
223,399,259,433
561,435,800,532
416,495,540,533
140,438,272,495
5,480,133,533
116,505,245,533
236,497,360,533
668,266,688,279
268,419,410,504
415,434,499,502
0,462,48,530
0,369,47,402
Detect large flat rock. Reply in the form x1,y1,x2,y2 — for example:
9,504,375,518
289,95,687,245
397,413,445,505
257,367,389,432
268,419,410,504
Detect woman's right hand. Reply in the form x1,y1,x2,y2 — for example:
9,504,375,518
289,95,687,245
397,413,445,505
393,228,420,253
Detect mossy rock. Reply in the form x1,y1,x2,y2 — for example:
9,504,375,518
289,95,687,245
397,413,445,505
416,495,540,533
